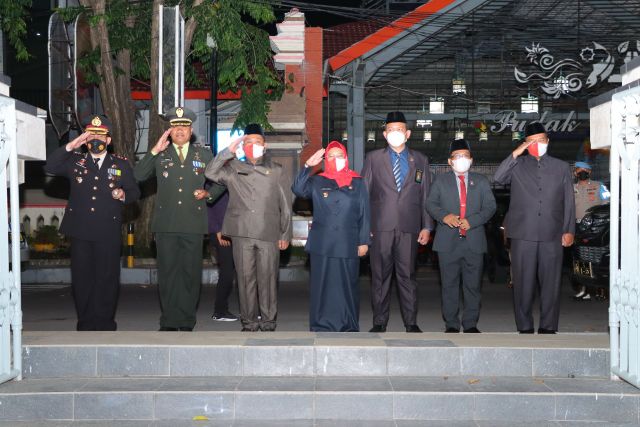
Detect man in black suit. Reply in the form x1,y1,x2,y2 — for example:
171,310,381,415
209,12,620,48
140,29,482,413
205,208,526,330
494,122,575,334
427,139,496,333
44,116,140,330
362,111,433,333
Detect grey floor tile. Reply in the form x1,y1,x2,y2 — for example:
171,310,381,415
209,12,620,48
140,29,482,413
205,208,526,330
390,376,471,392
315,393,393,420
460,347,533,376
474,394,556,421
533,349,609,377
466,376,552,393
170,347,243,376
233,421,313,427
151,421,233,427
0,393,73,420
316,420,396,427
79,378,165,392
245,338,314,346
158,377,241,391
0,422,72,427
396,421,478,427
394,393,475,420
22,346,96,379
234,392,313,419
476,422,559,427
555,394,639,423
388,347,461,376
71,422,153,427
543,378,640,394
315,332,380,339
315,377,391,391
237,377,315,391
154,393,234,420
0,377,88,393
74,393,154,420
384,339,456,347
556,423,640,426
243,346,314,376
97,347,169,377
315,347,387,376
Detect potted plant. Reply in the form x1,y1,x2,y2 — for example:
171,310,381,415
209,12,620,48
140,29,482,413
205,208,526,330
32,225,61,252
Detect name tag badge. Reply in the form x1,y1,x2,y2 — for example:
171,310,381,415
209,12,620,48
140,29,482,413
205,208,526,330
415,169,423,183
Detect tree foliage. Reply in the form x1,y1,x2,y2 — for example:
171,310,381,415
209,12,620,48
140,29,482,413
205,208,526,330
0,0,33,62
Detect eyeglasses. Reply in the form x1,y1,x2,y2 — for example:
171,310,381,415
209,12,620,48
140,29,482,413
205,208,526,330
326,154,345,159
451,154,471,160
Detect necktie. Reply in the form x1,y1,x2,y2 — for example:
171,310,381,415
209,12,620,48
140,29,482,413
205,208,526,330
392,153,402,192
93,157,100,169
458,175,467,236
177,145,185,163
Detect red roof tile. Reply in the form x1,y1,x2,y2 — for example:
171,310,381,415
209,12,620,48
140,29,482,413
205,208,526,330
323,20,385,62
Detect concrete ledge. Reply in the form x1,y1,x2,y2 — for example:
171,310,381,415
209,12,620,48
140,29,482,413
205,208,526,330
21,266,309,285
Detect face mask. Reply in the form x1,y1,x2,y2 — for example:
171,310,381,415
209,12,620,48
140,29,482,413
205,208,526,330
452,157,472,174
386,131,406,148
244,143,265,159
577,171,590,181
335,158,347,171
87,139,107,154
528,142,548,157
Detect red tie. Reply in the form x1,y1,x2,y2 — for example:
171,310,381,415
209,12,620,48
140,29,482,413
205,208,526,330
458,175,467,237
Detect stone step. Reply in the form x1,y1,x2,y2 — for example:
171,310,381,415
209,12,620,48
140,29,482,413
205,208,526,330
21,332,610,380
0,376,638,423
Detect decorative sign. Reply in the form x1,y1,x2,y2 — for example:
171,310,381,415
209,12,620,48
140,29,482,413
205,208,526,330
514,41,640,98
490,110,580,133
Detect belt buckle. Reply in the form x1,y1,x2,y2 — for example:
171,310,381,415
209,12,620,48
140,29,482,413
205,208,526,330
458,234,466,239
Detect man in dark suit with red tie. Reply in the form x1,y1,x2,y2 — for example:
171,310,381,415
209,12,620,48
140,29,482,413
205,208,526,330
362,111,433,333
427,139,496,333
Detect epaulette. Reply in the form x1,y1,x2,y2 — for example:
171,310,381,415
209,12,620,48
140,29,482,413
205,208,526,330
112,153,128,161
72,151,84,156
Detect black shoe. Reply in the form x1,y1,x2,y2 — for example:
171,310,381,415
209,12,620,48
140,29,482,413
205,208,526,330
537,328,556,334
212,312,239,322
573,293,592,301
158,327,178,331
463,327,481,333
369,325,387,333
241,327,258,332
178,327,193,332
519,329,534,334
405,325,422,333
445,327,460,333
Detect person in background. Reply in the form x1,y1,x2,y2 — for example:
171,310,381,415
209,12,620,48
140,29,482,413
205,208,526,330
44,115,140,331
427,139,496,333
292,141,370,332
494,122,575,334
572,161,610,301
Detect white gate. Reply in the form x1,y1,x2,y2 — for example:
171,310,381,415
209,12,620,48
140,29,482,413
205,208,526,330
0,96,23,384
609,85,640,387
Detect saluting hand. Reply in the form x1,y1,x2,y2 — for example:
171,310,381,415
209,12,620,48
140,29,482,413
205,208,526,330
66,132,92,151
151,129,172,155
228,135,246,156
512,139,534,159
358,245,368,257
305,149,325,168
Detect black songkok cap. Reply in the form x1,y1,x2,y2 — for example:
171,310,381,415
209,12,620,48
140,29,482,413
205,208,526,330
525,122,547,137
243,123,264,136
449,139,470,154
385,111,406,124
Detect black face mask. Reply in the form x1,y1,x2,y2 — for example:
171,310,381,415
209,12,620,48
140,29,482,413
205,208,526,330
576,171,590,181
87,139,107,154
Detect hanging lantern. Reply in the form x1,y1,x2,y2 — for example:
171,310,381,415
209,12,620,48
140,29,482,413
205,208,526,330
367,131,375,143
429,97,445,114
521,95,539,113
422,130,432,143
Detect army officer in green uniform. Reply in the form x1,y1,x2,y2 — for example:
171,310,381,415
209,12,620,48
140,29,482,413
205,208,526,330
134,106,224,331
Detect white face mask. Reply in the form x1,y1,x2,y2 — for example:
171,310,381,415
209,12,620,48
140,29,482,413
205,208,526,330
386,131,406,148
536,143,548,157
335,158,347,171
251,144,265,159
452,158,472,174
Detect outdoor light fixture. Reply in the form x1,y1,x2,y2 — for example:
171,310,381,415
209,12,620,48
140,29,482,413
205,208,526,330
341,130,348,143
512,131,522,141
416,119,433,128
367,130,376,143
452,78,466,95
429,97,445,114
423,130,432,143
521,95,539,114
479,131,488,142
455,130,464,140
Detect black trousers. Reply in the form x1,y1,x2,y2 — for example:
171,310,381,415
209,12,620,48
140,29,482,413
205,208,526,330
510,238,564,331
369,229,419,326
437,238,484,330
70,237,121,331
209,235,236,314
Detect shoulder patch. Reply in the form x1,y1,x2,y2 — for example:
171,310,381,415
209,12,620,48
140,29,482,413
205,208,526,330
112,153,128,161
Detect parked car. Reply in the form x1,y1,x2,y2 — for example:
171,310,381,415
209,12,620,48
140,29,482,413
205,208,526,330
571,203,610,299
8,223,30,271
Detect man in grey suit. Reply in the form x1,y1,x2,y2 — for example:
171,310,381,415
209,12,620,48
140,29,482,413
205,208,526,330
494,122,575,334
362,111,433,333
205,124,292,331
427,139,496,333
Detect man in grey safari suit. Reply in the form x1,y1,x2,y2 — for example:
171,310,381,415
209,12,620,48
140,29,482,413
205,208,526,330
205,123,292,331
427,139,496,333
362,111,433,333
493,122,575,334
